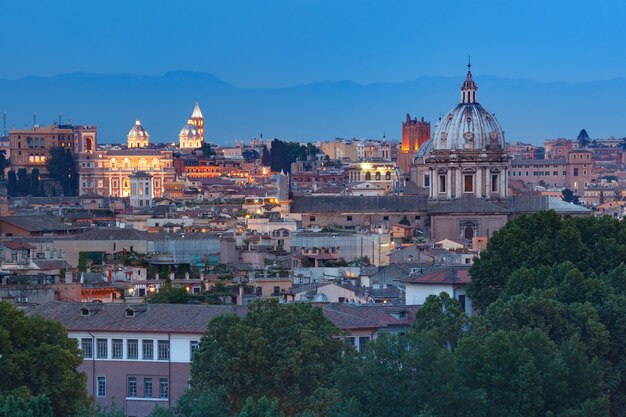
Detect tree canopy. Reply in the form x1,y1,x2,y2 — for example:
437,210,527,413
46,147,78,196
0,302,88,417
268,139,319,173
190,299,344,416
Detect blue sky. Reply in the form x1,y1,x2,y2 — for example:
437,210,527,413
3,0,626,86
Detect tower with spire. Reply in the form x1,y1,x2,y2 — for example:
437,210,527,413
188,100,204,140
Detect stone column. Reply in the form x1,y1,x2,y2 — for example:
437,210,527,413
446,170,452,199
501,168,507,197
485,168,491,199
430,168,436,198
455,168,462,198
476,167,482,198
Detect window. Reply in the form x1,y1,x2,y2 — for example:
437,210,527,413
96,338,108,359
439,175,446,193
424,174,430,187
157,340,170,360
574,168,579,177
273,286,281,296
81,338,93,359
159,378,169,399
491,174,498,193
553,171,558,176
383,216,389,221
128,377,137,397
358,336,369,352
346,215,352,221
144,378,153,398
112,339,123,359
375,172,381,181
97,377,106,397
459,295,467,311
464,175,473,192
190,341,200,358
127,339,138,359
143,340,154,360
309,216,315,222
365,172,371,181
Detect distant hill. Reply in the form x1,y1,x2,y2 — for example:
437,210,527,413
1,71,625,145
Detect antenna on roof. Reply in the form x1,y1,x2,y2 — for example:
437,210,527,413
33,112,37,126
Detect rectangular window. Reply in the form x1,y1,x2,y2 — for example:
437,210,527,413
464,175,473,192
96,338,108,359
127,339,138,359
144,378,153,398
97,376,106,398
143,340,154,360
128,377,137,398
159,378,169,399
358,336,369,352
309,216,315,222
424,174,430,187
112,339,123,359
553,171,558,176
157,340,170,361
439,175,446,193
574,167,579,177
346,215,352,221
383,215,389,221
491,174,498,193
190,341,200,358
81,338,93,359
458,295,467,311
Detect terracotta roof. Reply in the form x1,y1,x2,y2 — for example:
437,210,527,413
2,241,36,250
403,266,471,285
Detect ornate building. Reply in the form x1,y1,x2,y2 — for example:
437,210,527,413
127,119,149,148
76,119,176,198
179,101,205,149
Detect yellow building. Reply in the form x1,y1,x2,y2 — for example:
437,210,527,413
179,101,204,149
127,119,149,148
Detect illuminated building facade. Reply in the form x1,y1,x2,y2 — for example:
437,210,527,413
127,119,149,148
179,102,204,149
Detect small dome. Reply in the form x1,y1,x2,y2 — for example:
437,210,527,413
414,138,433,160
128,119,149,138
431,69,505,151
179,124,200,138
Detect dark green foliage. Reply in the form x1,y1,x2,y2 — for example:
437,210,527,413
30,168,40,196
201,143,216,158
398,215,410,226
46,147,78,196
17,168,30,196
0,150,8,179
0,389,53,417
146,282,189,304
190,299,344,416
0,302,88,417
268,139,319,173
6,170,17,196
562,187,580,204
578,129,591,147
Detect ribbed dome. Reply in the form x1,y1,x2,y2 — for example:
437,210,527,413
128,119,149,138
432,70,505,151
179,124,200,138
414,138,433,160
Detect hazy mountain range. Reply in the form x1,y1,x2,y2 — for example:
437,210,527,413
0,71,624,145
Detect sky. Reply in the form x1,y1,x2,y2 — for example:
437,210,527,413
3,0,626,87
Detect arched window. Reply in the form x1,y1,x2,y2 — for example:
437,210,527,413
385,171,391,180
139,158,147,168
464,226,474,240
110,158,117,168
365,172,371,181
375,172,381,181
123,158,130,168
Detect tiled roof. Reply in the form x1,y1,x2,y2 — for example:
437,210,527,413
26,302,417,334
0,216,86,233
427,197,510,214
403,265,471,285
57,227,153,241
2,241,36,250
291,195,428,213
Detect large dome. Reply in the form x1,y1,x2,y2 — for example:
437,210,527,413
128,119,149,139
179,123,200,138
432,69,505,151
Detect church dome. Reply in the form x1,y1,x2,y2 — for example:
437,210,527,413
432,68,505,151
128,119,149,139
179,123,200,138
414,138,433,160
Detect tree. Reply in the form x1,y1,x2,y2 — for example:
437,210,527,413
261,146,271,166
578,129,591,148
190,300,344,416
0,150,8,180
412,292,468,350
398,215,411,226
146,282,189,304
562,187,580,204
0,389,53,417
17,168,30,196
46,147,78,196
0,302,88,417
201,143,215,158
6,170,17,197
30,168,40,196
